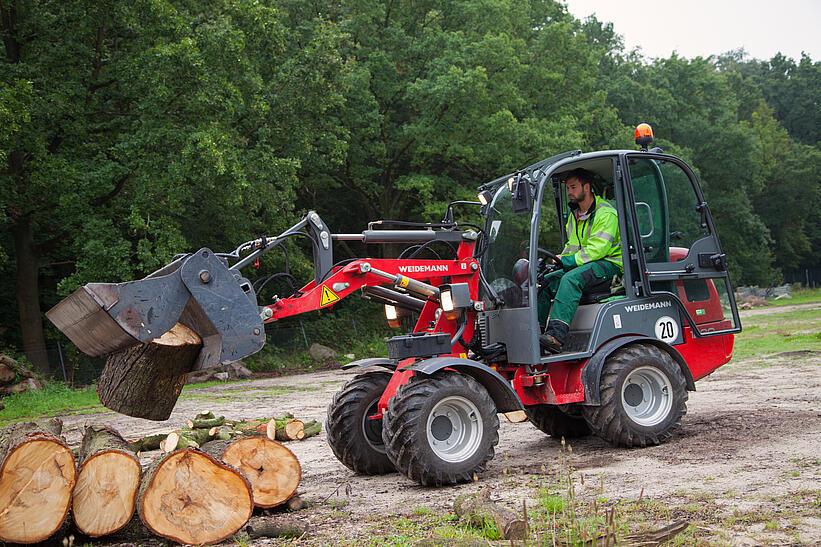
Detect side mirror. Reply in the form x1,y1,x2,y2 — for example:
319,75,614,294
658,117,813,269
511,173,533,213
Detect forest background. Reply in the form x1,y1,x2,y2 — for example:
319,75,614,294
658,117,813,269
1,0,819,379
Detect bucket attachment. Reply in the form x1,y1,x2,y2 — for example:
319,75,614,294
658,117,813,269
47,248,266,370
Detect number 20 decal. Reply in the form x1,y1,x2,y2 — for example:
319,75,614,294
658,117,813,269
654,316,679,344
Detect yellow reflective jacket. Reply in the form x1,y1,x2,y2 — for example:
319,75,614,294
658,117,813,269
560,195,623,270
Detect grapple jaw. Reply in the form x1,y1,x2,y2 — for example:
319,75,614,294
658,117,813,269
47,248,266,370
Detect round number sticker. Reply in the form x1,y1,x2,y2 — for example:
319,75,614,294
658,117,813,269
654,316,679,343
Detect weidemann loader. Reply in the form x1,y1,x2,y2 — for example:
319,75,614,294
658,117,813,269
49,125,741,486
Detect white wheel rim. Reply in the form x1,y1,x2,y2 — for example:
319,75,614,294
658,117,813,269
426,396,483,463
621,366,673,427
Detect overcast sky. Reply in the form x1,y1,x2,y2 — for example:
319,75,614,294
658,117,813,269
563,0,820,62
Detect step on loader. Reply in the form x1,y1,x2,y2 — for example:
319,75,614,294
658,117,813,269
49,125,741,486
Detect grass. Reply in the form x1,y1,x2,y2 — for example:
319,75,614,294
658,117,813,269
733,302,821,360
764,287,821,307
0,382,103,426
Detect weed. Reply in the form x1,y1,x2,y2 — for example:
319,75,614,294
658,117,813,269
411,506,433,516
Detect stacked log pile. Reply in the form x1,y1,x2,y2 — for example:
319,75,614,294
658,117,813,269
0,412,318,544
0,354,44,403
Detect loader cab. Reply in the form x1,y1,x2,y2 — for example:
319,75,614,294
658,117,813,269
479,148,741,374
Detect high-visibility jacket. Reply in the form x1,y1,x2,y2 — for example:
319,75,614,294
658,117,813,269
559,195,623,271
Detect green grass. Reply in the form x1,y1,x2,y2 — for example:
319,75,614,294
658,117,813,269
733,304,821,360
0,382,103,426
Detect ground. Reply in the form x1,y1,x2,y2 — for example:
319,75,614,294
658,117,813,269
47,302,821,544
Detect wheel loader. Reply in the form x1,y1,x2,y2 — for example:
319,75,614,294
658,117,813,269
48,125,741,486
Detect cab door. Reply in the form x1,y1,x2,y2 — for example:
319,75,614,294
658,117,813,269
621,153,741,340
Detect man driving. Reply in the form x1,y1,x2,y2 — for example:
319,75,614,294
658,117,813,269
539,168,623,353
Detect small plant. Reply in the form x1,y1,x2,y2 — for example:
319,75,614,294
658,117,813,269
411,505,433,516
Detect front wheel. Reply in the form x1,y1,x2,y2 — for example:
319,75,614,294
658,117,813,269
582,344,688,447
326,371,395,475
382,373,499,486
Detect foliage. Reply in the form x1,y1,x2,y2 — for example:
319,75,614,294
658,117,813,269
1,0,818,374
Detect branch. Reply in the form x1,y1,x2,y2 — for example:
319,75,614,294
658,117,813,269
92,173,131,206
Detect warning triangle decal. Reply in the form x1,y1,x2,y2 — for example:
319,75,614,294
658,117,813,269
320,285,340,307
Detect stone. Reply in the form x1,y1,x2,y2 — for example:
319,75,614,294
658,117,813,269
309,343,337,363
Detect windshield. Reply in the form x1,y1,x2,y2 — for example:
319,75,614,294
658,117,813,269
481,185,532,308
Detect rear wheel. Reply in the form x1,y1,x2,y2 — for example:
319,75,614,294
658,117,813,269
583,344,687,447
326,371,395,474
382,373,499,486
525,405,591,439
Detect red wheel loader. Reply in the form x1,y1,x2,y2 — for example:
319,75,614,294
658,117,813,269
48,126,741,486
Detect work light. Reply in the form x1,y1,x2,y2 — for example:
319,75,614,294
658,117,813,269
384,305,401,328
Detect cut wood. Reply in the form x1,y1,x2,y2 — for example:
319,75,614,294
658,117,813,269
0,354,35,379
302,420,322,440
453,488,527,540
0,418,77,544
161,427,214,452
137,449,253,545
285,495,308,511
245,515,308,539
187,415,225,429
97,323,201,420
73,425,141,537
202,437,301,508
128,433,168,454
276,419,305,441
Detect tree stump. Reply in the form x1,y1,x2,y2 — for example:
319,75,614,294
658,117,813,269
72,425,141,537
137,449,253,544
201,437,301,508
0,419,77,544
97,323,201,420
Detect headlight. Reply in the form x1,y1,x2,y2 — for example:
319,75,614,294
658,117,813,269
384,305,398,321
440,289,454,312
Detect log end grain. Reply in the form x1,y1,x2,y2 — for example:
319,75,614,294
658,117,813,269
222,437,302,508
0,437,76,543
73,450,141,537
138,450,253,545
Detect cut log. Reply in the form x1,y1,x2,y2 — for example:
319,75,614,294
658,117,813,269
97,323,201,420
161,428,214,452
72,425,141,537
137,449,253,545
0,419,77,544
187,415,225,429
302,420,322,440
128,433,168,454
276,419,305,441
202,437,301,508
245,515,309,539
453,488,527,540
285,495,308,512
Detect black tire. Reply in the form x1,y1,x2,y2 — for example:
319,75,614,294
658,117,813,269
582,344,688,447
382,373,500,486
326,371,395,474
525,405,591,439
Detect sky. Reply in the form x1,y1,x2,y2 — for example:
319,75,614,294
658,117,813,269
563,0,820,62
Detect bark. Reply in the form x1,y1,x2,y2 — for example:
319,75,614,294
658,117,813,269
12,217,50,374
160,427,214,452
245,516,309,539
72,425,141,537
97,323,201,420
302,420,322,439
0,419,76,544
201,437,302,509
127,433,167,454
187,416,225,429
275,418,305,442
285,495,308,512
453,488,527,540
137,449,253,545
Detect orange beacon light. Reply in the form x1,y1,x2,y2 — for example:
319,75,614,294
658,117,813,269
635,123,654,150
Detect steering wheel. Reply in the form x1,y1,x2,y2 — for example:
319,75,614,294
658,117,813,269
537,247,561,267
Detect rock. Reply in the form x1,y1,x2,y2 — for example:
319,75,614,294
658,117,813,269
227,362,253,379
214,372,230,381
309,343,337,363
344,354,355,360
186,362,254,384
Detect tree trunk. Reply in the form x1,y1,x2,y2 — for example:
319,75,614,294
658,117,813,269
97,323,201,420
201,437,301,509
137,449,253,545
72,425,141,537
453,488,527,540
0,418,76,544
12,217,50,374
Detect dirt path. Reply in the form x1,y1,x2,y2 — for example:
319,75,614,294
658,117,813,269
739,301,821,317
59,315,821,545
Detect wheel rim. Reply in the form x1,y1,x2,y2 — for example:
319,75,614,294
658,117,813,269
425,396,483,463
361,398,386,454
620,366,673,427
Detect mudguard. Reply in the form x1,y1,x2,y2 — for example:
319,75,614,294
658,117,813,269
341,357,398,371
581,335,696,405
410,356,523,412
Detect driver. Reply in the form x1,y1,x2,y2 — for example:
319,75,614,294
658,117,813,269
539,168,622,353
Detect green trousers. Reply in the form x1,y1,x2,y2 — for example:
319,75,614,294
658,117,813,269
537,260,621,327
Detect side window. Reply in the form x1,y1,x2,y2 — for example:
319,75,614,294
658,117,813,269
627,158,709,264
538,184,562,253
